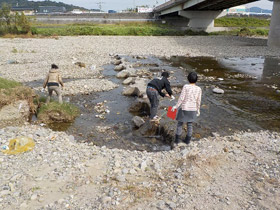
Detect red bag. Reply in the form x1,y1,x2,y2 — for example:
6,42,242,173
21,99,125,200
167,106,177,120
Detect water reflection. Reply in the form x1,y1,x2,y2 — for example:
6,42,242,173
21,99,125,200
169,56,280,133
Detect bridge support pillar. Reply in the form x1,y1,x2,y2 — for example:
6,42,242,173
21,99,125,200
268,0,280,48
179,10,226,32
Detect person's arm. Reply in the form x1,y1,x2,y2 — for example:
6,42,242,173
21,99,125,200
58,74,64,87
43,74,49,88
197,88,202,116
158,89,166,98
174,85,186,109
164,79,172,97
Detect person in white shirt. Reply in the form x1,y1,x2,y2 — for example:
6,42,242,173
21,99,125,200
171,72,202,145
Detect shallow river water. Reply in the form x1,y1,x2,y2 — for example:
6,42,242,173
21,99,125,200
33,55,280,152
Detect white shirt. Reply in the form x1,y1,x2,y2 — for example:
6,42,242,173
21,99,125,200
174,84,202,112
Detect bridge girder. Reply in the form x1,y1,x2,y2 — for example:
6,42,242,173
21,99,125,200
155,0,259,13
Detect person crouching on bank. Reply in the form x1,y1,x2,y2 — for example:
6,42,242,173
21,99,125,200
43,64,64,104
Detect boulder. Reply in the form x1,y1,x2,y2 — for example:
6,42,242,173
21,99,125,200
113,60,122,65
132,116,145,128
129,98,150,115
117,70,129,79
130,78,148,97
122,77,136,85
122,87,140,97
213,88,224,94
137,120,159,137
114,65,126,71
126,68,137,77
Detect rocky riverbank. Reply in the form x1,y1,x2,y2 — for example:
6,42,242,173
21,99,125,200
0,126,279,209
0,36,279,209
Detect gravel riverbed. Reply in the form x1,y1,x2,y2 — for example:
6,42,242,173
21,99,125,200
0,36,279,209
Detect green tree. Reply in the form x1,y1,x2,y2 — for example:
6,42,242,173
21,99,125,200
0,3,12,26
18,12,30,33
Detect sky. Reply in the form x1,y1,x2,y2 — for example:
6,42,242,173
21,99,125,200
32,0,274,11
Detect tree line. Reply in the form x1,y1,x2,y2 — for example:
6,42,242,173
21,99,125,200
0,3,31,35
0,0,86,12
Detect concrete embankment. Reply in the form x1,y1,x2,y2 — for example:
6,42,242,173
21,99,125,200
34,13,155,24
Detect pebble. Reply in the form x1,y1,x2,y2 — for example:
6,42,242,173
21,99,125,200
213,87,225,94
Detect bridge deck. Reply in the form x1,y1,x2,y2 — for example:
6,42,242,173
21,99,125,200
154,0,258,12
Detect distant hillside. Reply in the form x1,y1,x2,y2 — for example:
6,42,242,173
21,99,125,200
0,0,88,11
247,7,272,14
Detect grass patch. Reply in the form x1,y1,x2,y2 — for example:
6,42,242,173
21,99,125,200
210,27,269,37
37,102,80,123
30,23,208,36
215,17,270,27
0,81,35,112
0,77,21,90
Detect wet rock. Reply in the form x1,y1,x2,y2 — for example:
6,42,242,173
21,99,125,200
137,120,159,137
129,98,150,115
114,65,126,71
122,87,140,97
117,70,129,79
126,68,137,77
213,88,224,94
130,78,148,97
132,116,145,128
122,77,136,85
113,60,122,65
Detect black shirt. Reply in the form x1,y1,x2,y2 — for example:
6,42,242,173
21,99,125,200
147,77,172,97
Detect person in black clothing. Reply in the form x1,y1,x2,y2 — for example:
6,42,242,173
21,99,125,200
146,71,173,120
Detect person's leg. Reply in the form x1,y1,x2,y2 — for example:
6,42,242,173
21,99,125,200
53,86,63,104
184,122,193,144
175,121,184,143
46,87,53,103
148,90,159,119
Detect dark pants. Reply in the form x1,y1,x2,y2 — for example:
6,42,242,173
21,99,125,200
176,121,193,137
146,88,159,119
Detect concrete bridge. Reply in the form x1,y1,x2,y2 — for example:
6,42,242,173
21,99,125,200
154,0,280,47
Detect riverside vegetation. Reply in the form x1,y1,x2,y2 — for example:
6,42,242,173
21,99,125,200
0,2,271,38
0,3,31,35
0,77,79,125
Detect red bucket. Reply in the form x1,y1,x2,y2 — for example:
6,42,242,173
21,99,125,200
167,106,177,120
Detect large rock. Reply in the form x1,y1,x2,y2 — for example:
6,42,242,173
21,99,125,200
122,77,136,85
114,65,126,71
122,87,140,97
126,68,137,77
113,60,122,65
130,78,148,97
137,120,159,137
117,70,129,79
132,116,145,128
129,98,150,115
213,88,225,94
